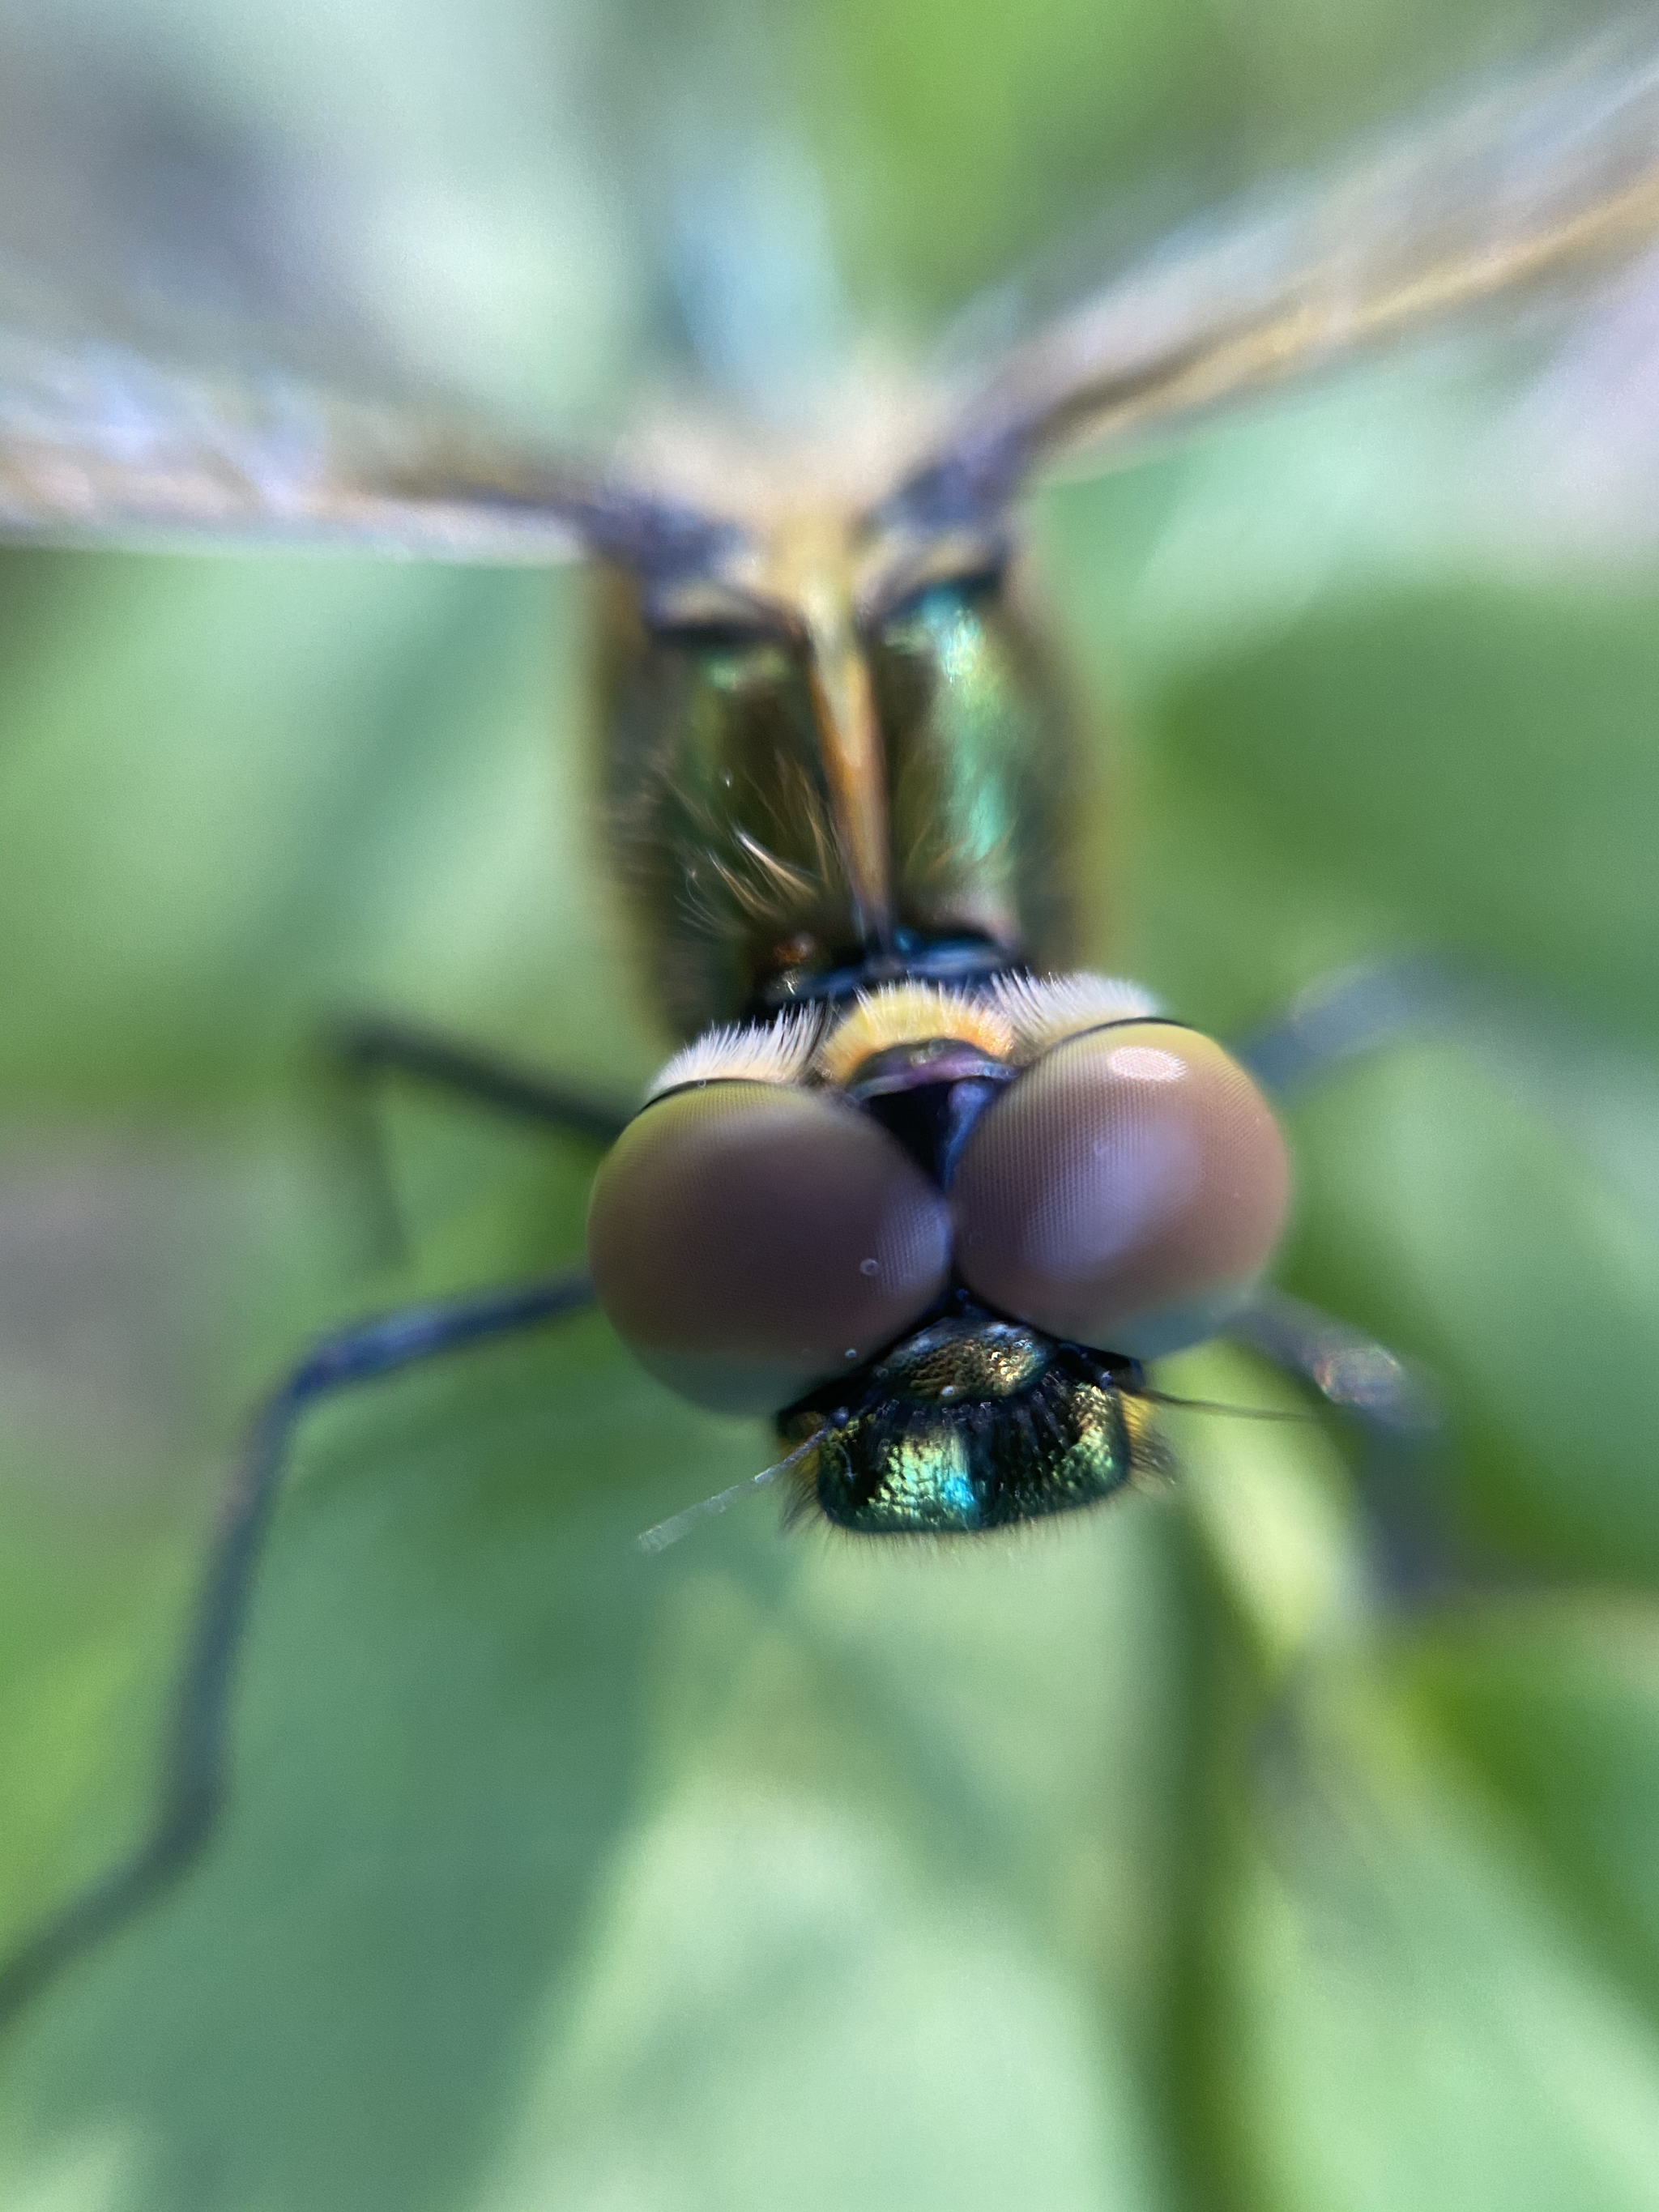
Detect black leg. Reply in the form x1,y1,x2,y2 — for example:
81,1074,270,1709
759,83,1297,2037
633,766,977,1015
0,1268,595,2035
1229,958,1597,1594
319,1015,634,1268
1230,953,1492,1098
1227,1287,1455,1600
1220,1293,1452,1871
322,1015,634,1145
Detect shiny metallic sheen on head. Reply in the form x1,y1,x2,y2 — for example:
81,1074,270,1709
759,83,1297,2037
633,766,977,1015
595,535,1087,1036
782,1312,1164,1536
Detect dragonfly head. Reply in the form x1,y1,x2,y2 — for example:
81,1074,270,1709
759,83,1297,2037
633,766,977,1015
586,971,1290,1529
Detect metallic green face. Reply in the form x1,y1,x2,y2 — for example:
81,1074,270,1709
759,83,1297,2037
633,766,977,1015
596,560,1086,1039
872,577,1084,975
598,579,864,1036
782,1312,1162,1536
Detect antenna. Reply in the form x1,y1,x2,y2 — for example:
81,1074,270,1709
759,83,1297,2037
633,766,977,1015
1124,1386,1319,1424
638,1426,826,1554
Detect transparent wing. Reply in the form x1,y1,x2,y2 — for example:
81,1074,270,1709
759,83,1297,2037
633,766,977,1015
885,30,1659,527
0,18,739,573
0,311,736,570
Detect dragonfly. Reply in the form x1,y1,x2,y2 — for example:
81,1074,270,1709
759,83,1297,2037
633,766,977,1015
2,22,1659,2034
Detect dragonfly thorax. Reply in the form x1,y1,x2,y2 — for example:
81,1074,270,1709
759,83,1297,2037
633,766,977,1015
595,501,1089,1039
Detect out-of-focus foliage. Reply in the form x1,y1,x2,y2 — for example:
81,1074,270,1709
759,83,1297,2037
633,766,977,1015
4,2,1659,2207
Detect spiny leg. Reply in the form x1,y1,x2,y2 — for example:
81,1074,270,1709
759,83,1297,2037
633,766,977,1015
0,1268,595,2035
320,1014,633,1265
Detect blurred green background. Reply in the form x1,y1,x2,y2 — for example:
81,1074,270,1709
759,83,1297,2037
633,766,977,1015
6,0,1659,2206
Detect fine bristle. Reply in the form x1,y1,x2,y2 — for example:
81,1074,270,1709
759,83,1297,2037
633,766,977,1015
1120,1389,1177,1490
643,1007,825,1102
815,982,1015,1089
988,970,1162,1062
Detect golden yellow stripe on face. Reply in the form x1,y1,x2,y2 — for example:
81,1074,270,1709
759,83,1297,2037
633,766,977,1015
764,509,893,948
815,982,1015,1089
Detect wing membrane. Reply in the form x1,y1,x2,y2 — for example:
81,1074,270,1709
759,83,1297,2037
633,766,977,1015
887,33,1659,526
0,320,561,559
0,313,747,573
0,19,746,572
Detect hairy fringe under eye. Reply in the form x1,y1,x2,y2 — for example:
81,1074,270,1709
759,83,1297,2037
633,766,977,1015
644,1005,826,1101
988,970,1162,1062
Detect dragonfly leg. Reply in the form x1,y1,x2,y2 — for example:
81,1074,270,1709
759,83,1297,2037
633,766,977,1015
1226,1286,1456,1601
1230,952,1485,1098
323,1014,633,1142
321,1015,633,1265
1226,1293,1484,1903
0,1268,595,2036
1230,957,1610,1592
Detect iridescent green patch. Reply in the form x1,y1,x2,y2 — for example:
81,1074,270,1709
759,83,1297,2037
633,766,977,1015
783,1312,1159,1535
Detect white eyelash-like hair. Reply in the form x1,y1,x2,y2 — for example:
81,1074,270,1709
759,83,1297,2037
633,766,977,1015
642,973,1161,1100
643,1005,826,1102
988,971,1163,1061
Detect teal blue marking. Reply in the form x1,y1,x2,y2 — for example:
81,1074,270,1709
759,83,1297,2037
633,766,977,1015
940,1471,979,1525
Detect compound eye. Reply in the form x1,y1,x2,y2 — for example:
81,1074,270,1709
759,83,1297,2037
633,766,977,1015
587,1083,952,1414
949,1025,1290,1358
